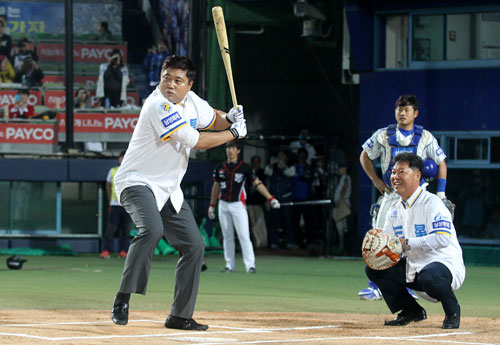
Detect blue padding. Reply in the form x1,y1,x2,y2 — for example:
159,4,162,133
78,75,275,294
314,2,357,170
0,159,68,181
68,159,117,181
184,160,214,183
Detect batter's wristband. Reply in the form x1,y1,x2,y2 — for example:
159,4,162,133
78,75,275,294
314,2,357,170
268,197,275,202
229,128,238,138
437,178,446,192
225,115,233,124
209,203,214,207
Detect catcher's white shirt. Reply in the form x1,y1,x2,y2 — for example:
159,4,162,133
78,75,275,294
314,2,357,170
383,186,465,290
362,126,446,174
114,88,216,212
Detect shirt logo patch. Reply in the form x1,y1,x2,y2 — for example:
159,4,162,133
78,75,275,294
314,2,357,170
392,147,417,157
161,103,172,112
391,210,398,219
161,112,181,128
414,224,426,237
434,212,449,221
190,118,197,129
364,138,374,148
436,147,444,156
234,173,244,183
433,220,451,229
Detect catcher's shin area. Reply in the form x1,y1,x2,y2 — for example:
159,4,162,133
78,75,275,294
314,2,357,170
361,229,402,270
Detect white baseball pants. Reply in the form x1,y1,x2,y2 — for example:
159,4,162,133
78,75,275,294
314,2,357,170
218,200,255,272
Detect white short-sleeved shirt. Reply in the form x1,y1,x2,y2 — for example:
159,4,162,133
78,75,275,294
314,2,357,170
362,126,446,174
383,186,465,290
114,88,216,212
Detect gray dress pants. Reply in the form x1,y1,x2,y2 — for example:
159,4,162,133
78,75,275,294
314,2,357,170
119,185,204,319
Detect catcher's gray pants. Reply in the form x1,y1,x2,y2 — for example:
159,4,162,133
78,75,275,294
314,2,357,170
118,185,204,319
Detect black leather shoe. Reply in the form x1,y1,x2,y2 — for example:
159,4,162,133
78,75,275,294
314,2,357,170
165,314,208,331
111,302,129,325
442,305,460,329
384,308,427,326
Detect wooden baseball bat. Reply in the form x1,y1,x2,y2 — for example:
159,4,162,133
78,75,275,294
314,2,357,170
212,6,238,108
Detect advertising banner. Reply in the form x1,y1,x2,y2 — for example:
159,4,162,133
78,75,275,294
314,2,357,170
0,89,42,106
0,1,122,38
37,43,127,63
0,123,57,144
56,113,139,133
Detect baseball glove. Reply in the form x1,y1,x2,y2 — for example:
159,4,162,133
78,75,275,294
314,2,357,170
362,229,402,270
441,198,456,220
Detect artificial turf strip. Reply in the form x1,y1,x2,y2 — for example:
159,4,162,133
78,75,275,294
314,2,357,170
0,254,498,318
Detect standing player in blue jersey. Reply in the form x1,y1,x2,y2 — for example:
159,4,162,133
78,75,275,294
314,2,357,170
358,94,449,300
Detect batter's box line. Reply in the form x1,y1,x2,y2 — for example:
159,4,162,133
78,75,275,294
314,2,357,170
0,319,164,328
0,325,339,342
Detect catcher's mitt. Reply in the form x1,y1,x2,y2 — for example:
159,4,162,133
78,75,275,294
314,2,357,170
362,229,403,270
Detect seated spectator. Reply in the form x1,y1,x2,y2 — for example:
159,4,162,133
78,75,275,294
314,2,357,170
91,21,113,41
14,57,44,87
96,49,129,108
0,21,12,60
149,40,169,88
74,87,91,109
0,54,15,83
0,15,10,35
9,89,34,119
13,41,38,71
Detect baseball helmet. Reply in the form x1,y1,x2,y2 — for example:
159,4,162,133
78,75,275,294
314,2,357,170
6,255,27,270
423,159,438,180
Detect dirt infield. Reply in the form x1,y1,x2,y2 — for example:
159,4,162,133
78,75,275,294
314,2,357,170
0,310,499,344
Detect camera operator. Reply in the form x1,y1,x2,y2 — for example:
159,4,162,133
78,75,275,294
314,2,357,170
96,49,129,108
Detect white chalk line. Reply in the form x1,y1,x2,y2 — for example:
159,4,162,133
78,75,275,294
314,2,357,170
0,320,495,345
0,324,338,341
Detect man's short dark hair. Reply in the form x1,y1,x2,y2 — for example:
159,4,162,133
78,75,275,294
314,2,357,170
393,152,424,181
18,89,30,96
119,150,126,158
162,55,196,81
100,21,109,31
395,94,418,111
226,140,241,150
251,155,261,163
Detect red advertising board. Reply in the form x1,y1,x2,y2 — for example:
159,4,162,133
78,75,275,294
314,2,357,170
0,89,43,106
0,123,57,144
37,43,127,63
57,113,139,133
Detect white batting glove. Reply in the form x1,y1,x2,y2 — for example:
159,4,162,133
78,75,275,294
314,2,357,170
229,120,247,139
269,197,280,209
208,205,216,220
436,192,446,199
226,105,244,124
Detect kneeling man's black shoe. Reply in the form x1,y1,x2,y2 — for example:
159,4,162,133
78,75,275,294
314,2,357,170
442,305,460,329
384,308,427,326
165,314,208,331
111,302,129,325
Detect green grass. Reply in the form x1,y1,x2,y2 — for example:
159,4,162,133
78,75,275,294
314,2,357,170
1,254,499,318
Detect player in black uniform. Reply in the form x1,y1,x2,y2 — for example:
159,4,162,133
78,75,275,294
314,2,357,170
208,141,280,273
